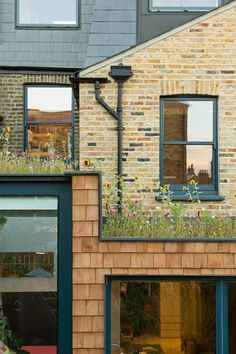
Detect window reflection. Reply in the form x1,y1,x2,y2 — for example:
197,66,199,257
152,0,218,8
26,87,72,157
164,145,213,184
18,0,78,26
164,101,213,142
111,281,216,354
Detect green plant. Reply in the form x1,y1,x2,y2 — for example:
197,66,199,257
0,127,75,174
102,179,236,238
0,309,30,353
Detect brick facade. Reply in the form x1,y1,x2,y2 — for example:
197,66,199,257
0,73,79,159
72,174,236,353
79,2,236,215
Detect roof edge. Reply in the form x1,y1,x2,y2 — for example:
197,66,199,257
80,0,236,77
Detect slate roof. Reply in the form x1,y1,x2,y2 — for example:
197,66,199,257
0,0,136,69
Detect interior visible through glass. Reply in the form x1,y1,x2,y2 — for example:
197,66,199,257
0,197,58,354
27,87,72,157
111,281,216,354
228,282,236,354
163,145,213,184
18,0,77,25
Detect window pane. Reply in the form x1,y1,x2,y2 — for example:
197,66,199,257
164,100,213,142
229,282,236,354
18,0,77,25
27,87,72,122
27,123,72,157
0,197,57,354
163,145,213,184
111,281,216,354
27,87,72,157
151,0,218,8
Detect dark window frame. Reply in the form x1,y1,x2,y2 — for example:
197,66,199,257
106,275,232,354
0,177,72,354
15,0,80,29
24,84,75,160
159,96,223,201
149,0,221,12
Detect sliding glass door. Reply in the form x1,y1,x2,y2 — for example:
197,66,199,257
106,276,236,354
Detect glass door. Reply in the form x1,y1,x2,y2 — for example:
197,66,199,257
0,180,71,354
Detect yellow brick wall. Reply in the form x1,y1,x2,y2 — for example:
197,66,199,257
72,174,236,353
79,4,236,215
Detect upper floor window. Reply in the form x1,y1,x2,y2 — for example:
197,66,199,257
25,86,74,158
150,0,220,12
16,0,79,28
160,96,222,200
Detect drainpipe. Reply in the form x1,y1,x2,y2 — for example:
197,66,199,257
95,64,133,210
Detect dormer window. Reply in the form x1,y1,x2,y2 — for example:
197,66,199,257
16,0,80,28
149,0,221,12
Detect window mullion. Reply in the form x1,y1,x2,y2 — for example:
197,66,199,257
216,279,228,354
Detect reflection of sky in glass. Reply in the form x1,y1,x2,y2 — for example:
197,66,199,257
184,101,213,141
0,197,58,252
187,145,212,176
152,0,218,7
28,87,72,112
19,0,77,25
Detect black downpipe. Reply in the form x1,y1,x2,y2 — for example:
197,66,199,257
94,78,131,211
117,81,124,211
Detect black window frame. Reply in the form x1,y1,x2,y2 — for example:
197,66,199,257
24,84,75,160
15,0,80,29
149,0,221,12
158,95,223,201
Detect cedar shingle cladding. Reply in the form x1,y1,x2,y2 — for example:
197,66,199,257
79,1,236,215
72,174,236,353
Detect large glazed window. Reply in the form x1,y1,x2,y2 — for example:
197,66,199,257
0,197,58,354
160,97,220,199
109,280,216,354
107,277,235,354
16,0,79,27
25,86,74,158
150,0,220,11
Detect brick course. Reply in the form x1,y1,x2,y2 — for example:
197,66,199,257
79,3,236,215
0,73,79,160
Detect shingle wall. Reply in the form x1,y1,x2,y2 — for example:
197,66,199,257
72,174,236,353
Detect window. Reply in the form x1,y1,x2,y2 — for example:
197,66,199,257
107,277,234,354
160,96,222,200
16,0,79,28
24,86,74,159
150,0,220,11
0,186,72,354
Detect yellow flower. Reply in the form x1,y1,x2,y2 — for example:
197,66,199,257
104,196,109,205
6,127,10,133
163,184,169,190
123,210,129,217
105,181,111,190
83,159,90,168
190,179,196,185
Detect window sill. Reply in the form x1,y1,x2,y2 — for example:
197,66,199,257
155,193,224,201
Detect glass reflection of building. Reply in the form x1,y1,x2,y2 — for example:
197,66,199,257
164,101,213,185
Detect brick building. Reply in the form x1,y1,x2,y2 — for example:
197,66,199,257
78,0,236,216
